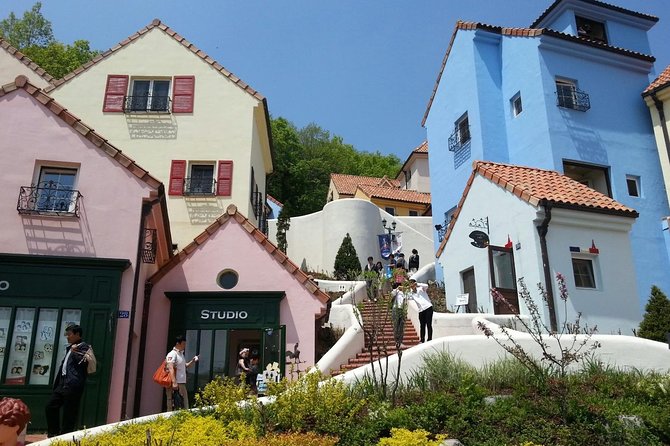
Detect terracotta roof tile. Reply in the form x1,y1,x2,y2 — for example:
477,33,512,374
530,0,658,29
413,140,428,153
435,161,637,257
422,20,655,126
2,75,162,193
0,38,54,85
330,173,401,196
356,184,431,205
643,64,670,95
147,204,330,306
44,19,265,103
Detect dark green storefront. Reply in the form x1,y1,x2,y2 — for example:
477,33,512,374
0,254,127,432
166,291,286,398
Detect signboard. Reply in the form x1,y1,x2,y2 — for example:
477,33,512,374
117,311,130,319
469,230,489,248
456,293,469,306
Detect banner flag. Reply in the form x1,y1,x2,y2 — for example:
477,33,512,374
378,234,391,259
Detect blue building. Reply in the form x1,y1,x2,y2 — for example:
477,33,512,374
424,0,670,307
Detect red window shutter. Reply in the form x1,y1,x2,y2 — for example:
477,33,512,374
102,75,129,112
168,160,187,196
217,161,233,196
172,76,195,113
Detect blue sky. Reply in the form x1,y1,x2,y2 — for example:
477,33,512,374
1,1,669,159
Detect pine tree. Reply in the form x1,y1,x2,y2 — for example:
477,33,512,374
637,286,670,343
333,233,361,280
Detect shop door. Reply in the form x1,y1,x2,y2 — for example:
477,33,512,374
489,246,519,314
261,326,285,377
461,268,477,313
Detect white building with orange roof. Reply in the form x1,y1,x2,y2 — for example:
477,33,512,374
437,161,640,334
396,140,430,193
47,19,273,250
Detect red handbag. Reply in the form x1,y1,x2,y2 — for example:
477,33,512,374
153,360,172,388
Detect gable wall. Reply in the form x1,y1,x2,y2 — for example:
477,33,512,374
50,29,267,248
0,49,51,88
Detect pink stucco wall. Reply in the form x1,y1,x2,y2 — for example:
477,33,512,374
141,218,326,415
0,89,157,422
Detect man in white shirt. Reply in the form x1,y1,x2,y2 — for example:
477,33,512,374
390,283,406,345
407,279,434,343
166,335,198,411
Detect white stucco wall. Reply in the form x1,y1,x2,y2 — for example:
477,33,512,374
49,28,271,249
440,174,640,335
268,199,434,275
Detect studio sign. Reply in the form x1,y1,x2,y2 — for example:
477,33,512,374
200,310,248,320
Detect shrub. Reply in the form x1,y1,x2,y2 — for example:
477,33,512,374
637,286,670,343
195,376,256,425
377,428,448,445
333,233,362,280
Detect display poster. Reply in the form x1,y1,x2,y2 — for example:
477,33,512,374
54,309,82,375
5,308,35,385
29,308,58,385
0,307,11,376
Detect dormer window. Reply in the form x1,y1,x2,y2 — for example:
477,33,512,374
576,16,608,44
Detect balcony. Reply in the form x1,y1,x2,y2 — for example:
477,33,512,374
17,182,82,217
184,178,216,196
556,87,590,112
448,127,471,152
124,95,171,113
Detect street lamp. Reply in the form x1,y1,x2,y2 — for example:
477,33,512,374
381,218,396,236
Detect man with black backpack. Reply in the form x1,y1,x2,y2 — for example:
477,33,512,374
45,324,90,437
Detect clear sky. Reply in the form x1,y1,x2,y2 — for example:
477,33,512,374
1,1,669,159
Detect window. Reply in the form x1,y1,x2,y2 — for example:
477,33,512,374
409,210,419,217
576,16,608,44
626,175,640,197
511,93,522,117
555,78,590,111
572,257,596,288
127,79,171,112
385,207,395,216
16,166,81,216
563,161,611,197
404,169,412,184
448,113,471,152
217,269,239,290
185,163,215,195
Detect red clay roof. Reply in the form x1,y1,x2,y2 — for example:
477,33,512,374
44,19,264,102
0,38,54,84
531,0,658,29
413,140,428,153
422,21,655,127
330,173,401,196
643,64,670,95
356,184,431,205
435,161,637,257
1,75,162,191
148,204,330,306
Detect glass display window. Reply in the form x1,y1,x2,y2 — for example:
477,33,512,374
29,308,58,385
54,309,82,374
5,308,36,385
0,307,11,375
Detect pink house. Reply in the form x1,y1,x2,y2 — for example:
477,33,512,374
142,204,329,414
0,76,172,430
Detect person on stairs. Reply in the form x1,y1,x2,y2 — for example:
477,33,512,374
406,279,433,343
390,282,407,348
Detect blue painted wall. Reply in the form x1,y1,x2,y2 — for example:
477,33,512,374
426,4,670,308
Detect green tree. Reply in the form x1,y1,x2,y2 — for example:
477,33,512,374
637,286,670,343
0,3,98,79
0,2,53,48
333,233,361,280
276,207,290,253
267,117,402,217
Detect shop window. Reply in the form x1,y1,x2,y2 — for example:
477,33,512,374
626,175,640,197
0,307,80,386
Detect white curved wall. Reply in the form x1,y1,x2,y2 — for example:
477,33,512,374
268,199,434,275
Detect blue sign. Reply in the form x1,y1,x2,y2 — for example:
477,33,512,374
118,310,130,319
378,234,391,259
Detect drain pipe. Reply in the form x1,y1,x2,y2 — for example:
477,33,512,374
132,280,153,417
651,93,670,169
120,199,155,419
536,200,558,332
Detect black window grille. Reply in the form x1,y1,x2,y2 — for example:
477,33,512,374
449,118,471,152
17,181,82,217
142,229,157,263
124,95,171,113
556,82,590,112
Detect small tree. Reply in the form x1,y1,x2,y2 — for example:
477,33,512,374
637,286,670,343
333,233,361,280
276,207,290,253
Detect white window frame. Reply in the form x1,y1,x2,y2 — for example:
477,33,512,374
625,175,641,198
571,254,599,290
32,164,80,214
129,78,171,112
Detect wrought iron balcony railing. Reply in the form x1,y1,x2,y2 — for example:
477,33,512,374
556,87,590,112
124,95,171,113
17,182,82,217
448,127,471,152
183,177,216,195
